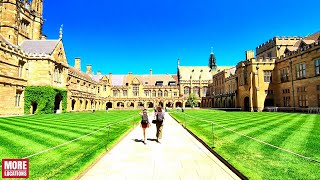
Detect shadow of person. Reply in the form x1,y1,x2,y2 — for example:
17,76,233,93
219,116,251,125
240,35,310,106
133,139,144,143
147,138,157,142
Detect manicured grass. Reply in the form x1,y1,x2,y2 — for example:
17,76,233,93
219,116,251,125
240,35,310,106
0,110,140,179
170,110,320,180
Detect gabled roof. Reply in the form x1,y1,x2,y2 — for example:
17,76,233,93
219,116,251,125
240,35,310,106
178,66,233,81
304,32,320,41
91,74,125,86
20,40,60,55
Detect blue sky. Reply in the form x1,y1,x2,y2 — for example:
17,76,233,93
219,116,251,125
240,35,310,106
43,0,320,75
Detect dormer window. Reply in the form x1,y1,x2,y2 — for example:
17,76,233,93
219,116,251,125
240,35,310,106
168,81,176,86
155,81,163,86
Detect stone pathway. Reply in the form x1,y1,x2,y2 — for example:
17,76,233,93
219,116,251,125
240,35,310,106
79,113,241,180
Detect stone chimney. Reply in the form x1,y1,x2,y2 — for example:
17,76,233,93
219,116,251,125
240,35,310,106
75,58,81,71
149,69,152,76
246,50,254,60
109,72,113,85
97,71,102,75
86,65,92,74
127,72,133,85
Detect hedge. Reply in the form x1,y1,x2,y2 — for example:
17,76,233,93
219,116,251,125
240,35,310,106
24,86,67,114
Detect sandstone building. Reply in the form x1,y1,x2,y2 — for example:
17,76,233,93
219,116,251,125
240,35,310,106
202,33,320,112
0,1,319,116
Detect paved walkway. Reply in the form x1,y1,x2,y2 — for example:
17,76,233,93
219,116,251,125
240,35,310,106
79,113,241,180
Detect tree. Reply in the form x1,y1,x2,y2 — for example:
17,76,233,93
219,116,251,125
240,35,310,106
186,93,199,108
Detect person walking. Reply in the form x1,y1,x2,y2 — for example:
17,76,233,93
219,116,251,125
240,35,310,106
155,107,165,143
139,109,150,144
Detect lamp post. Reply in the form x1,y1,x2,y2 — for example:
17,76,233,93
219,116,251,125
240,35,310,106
289,59,295,110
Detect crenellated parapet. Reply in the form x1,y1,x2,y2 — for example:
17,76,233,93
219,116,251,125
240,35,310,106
256,36,302,55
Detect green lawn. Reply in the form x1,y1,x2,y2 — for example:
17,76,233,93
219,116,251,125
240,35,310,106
170,110,320,180
0,110,140,179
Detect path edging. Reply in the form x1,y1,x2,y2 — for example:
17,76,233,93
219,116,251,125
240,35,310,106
169,114,248,180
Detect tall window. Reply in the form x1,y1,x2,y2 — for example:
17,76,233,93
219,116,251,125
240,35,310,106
97,87,100,93
298,95,308,107
164,91,168,97
18,63,23,78
280,67,289,82
203,87,208,95
152,90,156,97
296,63,306,79
113,90,119,97
184,87,190,95
283,96,290,107
193,87,200,96
144,90,149,97
104,85,107,91
315,59,320,75
158,90,163,97
54,67,62,83
123,90,127,96
174,92,177,97
15,90,22,107
133,85,139,96
244,69,248,85
264,71,272,82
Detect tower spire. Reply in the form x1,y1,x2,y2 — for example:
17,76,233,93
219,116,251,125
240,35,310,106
177,58,180,67
208,47,216,70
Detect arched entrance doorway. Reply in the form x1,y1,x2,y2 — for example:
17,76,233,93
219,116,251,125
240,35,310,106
175,102,182,108
71,99,76,110
244,97,250,111
107,102,113,109
166,102,173,108
117,102,124,108
30,102,37,114
148,102,154,108
138,102,144,108
54,94,62,113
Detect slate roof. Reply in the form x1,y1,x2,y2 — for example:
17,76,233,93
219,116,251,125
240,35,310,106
178,66,233,81
68,66,94,82
20,40,60,55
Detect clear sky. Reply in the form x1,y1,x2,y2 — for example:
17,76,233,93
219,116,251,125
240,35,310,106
42,0,319,75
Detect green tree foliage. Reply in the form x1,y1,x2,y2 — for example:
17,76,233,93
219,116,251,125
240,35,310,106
186,93,199,108
24,86,67,114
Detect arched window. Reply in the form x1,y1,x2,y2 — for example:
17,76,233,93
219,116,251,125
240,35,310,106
158,90,163,97
164,90,168,97
193,86,200,96
152,90,156,97
184,87,190,95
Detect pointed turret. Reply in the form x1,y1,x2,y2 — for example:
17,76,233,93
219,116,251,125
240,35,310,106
208,47,217,70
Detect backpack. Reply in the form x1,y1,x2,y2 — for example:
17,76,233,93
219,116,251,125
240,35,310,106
156,112,164,121
141,113,148,124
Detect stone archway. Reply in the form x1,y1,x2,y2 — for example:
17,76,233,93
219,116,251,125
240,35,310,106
54,94,62,113
106,102,113,109
117,102,124,108
147,102,154,108
71,99,76,111
175,102,182,108
30,102,37,114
